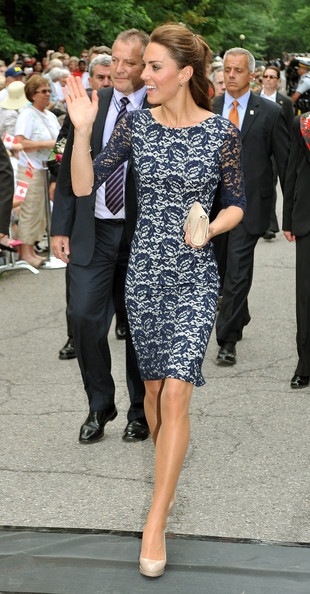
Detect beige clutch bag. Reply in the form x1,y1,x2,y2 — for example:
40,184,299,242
183,201,209,247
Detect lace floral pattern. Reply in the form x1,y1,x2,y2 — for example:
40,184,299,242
93,110,246,386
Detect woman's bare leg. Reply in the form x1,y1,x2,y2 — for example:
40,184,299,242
143,379,164,445
20,243,43,264
141,378,193,560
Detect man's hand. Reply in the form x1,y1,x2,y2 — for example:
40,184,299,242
52,235,70,262
283,230,295,242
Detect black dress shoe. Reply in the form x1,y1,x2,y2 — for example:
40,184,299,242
79,407,118,443
59,337,76,360
122,419,149,442
217,342,236,365
263,230,276,240
290,374,309,389
115,320,126,340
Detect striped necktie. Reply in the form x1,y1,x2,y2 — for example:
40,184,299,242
105,97,130,215
228,100,239,128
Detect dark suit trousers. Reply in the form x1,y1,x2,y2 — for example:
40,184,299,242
65,250,127,338
65,266,72,339
67,218,145,421
295,233,310,376
216,222,259,345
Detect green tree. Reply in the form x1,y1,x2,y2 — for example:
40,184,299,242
266,0,310,55
0,0,309,63
0,0,152,60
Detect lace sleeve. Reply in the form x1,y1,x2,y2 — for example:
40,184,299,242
219,123,246,212
92,111,133,193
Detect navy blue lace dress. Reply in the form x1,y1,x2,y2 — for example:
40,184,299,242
92,110,246,386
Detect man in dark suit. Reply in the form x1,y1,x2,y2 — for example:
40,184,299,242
283,113,310,389
213,47,291,365
52,53,125,363
0,138,14,246
51,29,150,443
260,65,294,239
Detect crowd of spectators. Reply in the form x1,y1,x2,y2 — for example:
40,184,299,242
0,44,113,117
0,44,113,266
1,45,309,128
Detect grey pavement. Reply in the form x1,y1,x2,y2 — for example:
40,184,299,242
1,221,309,546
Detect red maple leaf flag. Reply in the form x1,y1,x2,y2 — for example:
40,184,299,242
20,150,35,178
14,180,29,202
2,132,15,145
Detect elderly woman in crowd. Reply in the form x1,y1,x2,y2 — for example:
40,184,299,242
14,74,60,267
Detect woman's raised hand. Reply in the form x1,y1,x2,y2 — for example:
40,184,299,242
63,76,98,130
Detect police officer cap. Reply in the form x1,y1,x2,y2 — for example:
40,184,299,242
297,58,310,70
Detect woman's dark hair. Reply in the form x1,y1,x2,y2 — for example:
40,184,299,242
150,23,212,109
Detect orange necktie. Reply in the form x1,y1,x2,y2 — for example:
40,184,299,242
228,100,239,128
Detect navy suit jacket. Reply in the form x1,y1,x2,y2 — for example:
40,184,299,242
51,87,149,265
276,91,294,134
213,92,290,235
0,138,14,236
283,115,310,236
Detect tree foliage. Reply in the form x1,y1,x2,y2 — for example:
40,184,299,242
0,0,308,62
266,0,310,55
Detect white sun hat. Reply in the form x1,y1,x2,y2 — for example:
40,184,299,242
1,81,29,110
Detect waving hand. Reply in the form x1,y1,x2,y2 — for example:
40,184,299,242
63,76,99,131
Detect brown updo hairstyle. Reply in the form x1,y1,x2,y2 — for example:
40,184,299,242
149,22,212,110
24,74,50,102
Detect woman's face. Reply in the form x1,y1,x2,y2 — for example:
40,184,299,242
262,68,279,93
59,75,69,87
32,84,51,110
68,60,78,72
141,42,185,105
33,62,43,72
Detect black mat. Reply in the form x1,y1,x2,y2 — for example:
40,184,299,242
0,527,310,594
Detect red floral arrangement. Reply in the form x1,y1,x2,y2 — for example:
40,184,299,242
300,111,310,150
47,137,67,176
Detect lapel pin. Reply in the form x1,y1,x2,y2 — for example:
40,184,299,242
250,110,254,115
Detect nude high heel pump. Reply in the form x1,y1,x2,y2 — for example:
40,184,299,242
139,533,166,578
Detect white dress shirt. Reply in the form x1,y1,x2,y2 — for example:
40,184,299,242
222,90,251,130
95,86,146,219
260,90,277,102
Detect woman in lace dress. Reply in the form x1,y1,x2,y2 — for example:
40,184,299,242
64,23,246,577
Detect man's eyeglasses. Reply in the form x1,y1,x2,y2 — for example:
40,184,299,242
35,89,51,94
263,75,278,79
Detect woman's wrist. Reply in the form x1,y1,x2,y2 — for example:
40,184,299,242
72,145,91,154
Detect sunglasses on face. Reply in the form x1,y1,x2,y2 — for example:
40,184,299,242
35,89,51,94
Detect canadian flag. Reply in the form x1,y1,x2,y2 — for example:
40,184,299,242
21,150,35,178
14,180,29,202
2,131,16,145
